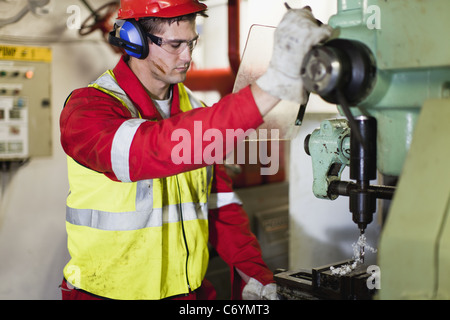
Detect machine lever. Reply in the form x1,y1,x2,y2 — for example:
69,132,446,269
295,92,310,126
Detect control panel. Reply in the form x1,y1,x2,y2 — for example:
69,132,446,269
0,44,52,161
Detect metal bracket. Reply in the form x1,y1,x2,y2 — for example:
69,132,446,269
305,119,350,200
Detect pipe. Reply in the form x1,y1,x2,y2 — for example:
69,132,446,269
227,0,241,75
0,0,50,28
185,0,241,97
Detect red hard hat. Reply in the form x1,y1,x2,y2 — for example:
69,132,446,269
117,0,207,19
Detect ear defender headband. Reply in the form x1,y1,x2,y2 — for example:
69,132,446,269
108,19,149,59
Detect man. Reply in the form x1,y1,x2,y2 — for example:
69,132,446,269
59,0,331,300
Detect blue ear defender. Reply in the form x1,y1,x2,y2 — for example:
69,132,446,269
108,19,149,59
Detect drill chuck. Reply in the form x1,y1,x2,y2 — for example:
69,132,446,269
350,188,376,232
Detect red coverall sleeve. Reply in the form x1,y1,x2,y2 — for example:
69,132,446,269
60,86,263,181
208,163,274,300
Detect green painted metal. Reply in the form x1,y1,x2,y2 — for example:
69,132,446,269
327,0,450,177
307,119,350,200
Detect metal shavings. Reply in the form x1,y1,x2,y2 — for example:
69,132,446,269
329,234,378,276
353,234,377,263
330,260,358,276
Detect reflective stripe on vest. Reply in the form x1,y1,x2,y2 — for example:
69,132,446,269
66,202,208,231
208,191,242,209
110,118,146,182
64,70,217,300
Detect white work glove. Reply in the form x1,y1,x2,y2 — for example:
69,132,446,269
256,6,333,104
242,277,279,300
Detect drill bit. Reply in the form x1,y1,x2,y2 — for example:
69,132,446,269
359,228,365,264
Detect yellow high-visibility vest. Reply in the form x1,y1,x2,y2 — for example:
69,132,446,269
63,70,213,300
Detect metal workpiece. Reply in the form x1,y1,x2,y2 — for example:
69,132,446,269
304,119,350,200
274,260,376,300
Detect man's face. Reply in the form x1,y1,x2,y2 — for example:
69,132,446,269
143,19,197,85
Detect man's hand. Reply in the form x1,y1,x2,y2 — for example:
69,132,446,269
242,277,278,300
256,5,333,104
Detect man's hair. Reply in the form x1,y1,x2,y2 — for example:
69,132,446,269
139,11,208,35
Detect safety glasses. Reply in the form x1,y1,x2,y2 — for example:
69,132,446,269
147,33,199,55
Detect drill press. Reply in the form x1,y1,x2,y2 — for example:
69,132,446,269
301,38,393,262
275,0,450,299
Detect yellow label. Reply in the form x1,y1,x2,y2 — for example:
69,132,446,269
0,44,52,62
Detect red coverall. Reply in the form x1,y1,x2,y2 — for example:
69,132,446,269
60,55,274,300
